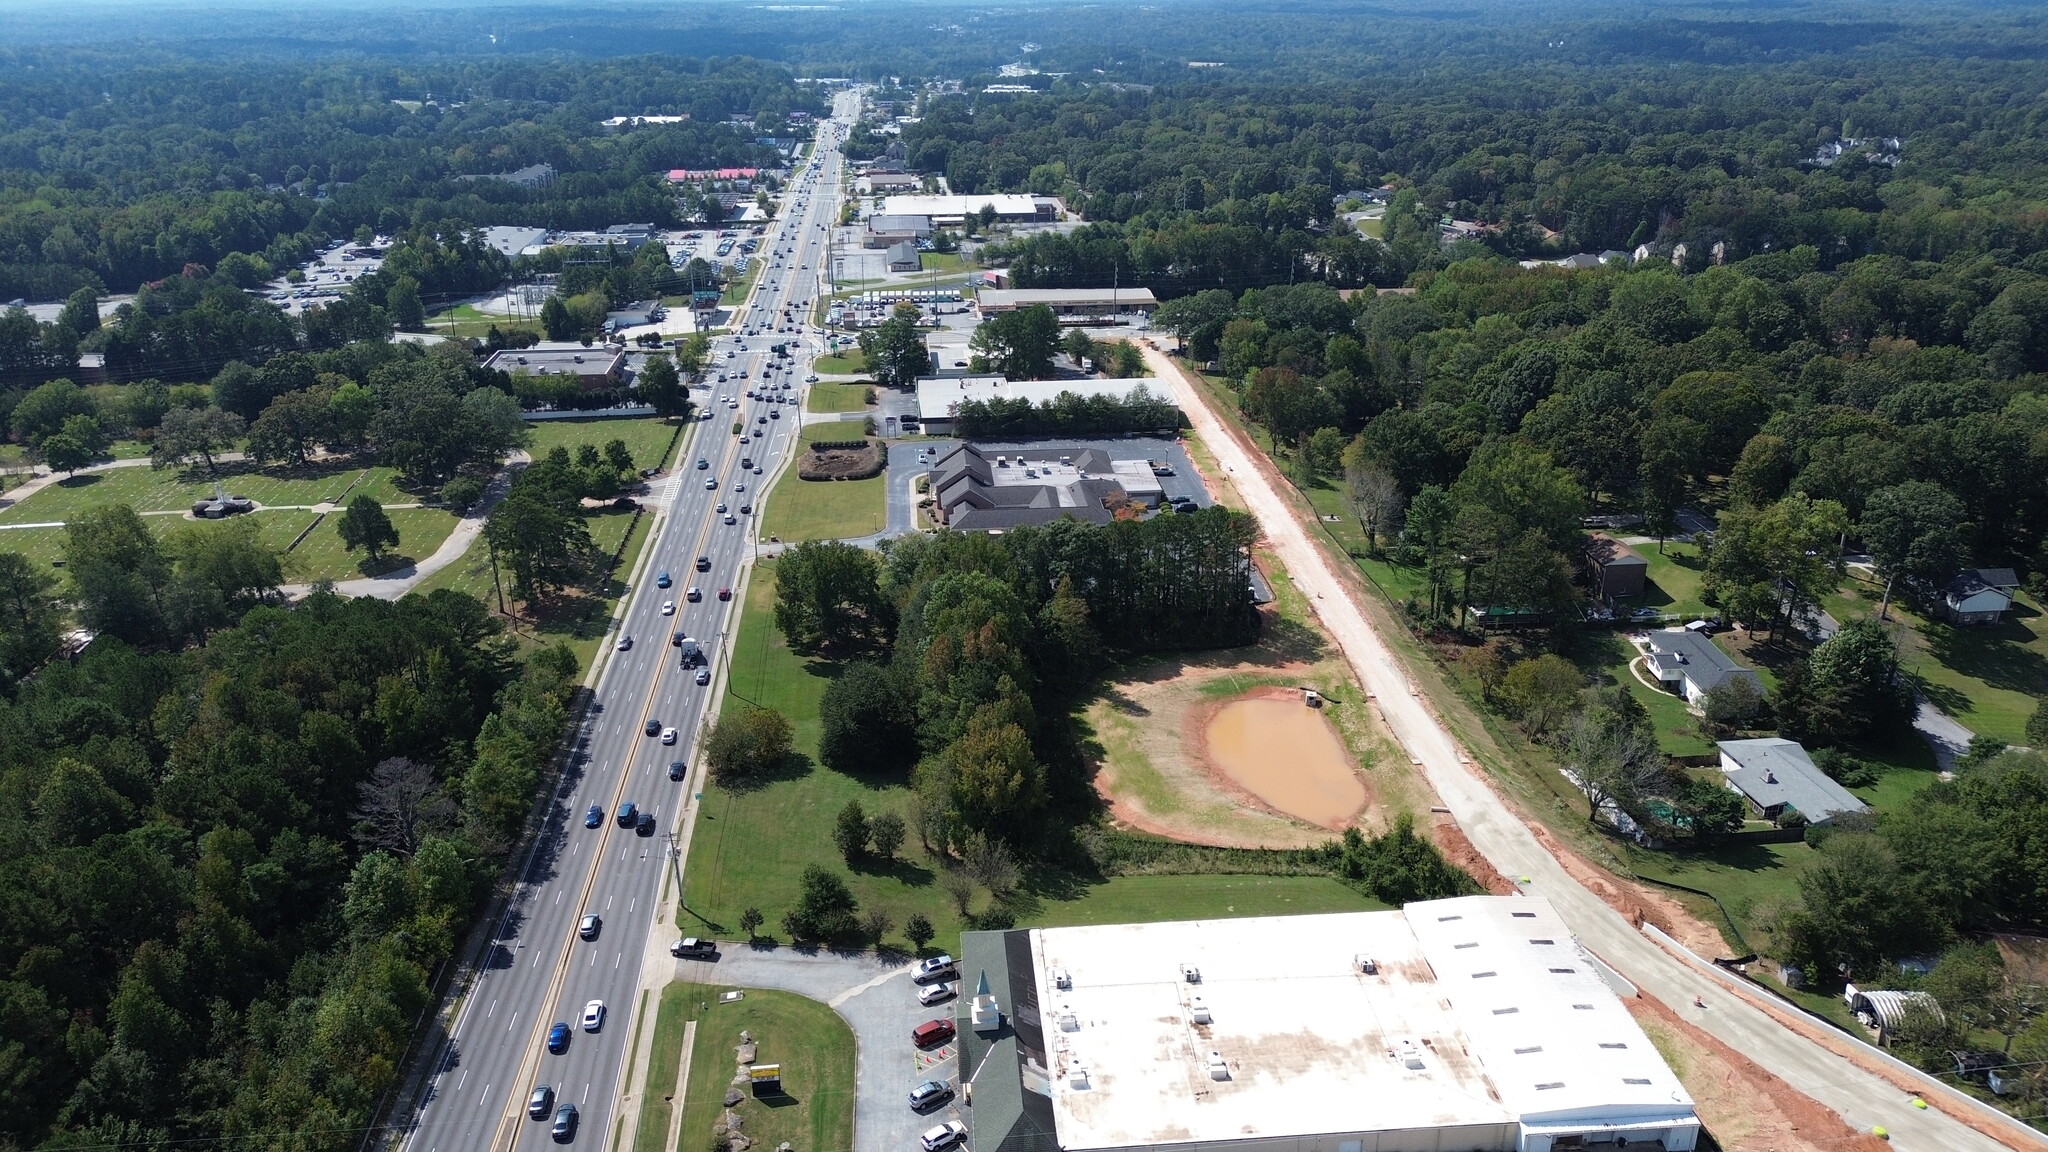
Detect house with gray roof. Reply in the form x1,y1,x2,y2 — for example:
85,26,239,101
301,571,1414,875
1640,629,1761,708
1718,738,1868,826
1942,568,2020,625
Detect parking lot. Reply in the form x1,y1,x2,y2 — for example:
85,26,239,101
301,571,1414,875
672,944,968,1152
260,239,386,314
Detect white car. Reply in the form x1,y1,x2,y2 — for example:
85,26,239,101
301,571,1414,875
913,955,956,983
615,635,633,651
661,727,678,745
581,1000,606,1031
920,1122,967,1152
661,601,675,615
918,982,955,1006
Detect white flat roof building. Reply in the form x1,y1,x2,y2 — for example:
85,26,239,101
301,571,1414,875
959,897,1697,1152
976,287,1160,315
914,376,1167,430
879,193,1056,224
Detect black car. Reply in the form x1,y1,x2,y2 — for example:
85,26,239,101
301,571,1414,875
583,804,604,829
551,1104,578,1142
635,812,656,836
669,760,686,781
644,719,661,736
616,801,637,827
529,1085,555,1119
696,556,712,571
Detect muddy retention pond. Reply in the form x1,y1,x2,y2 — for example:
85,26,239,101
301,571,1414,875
1203,690,1365,828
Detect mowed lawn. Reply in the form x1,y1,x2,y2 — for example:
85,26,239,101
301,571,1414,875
526,417,684,474
658,984,854,1152
682,565,1385,958
286,506,460,583
0,461,420,524
804,383,870,413
811,349,866,375
758,420,883,542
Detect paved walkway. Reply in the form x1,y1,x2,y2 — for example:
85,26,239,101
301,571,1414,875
1136,339,2022,1152
278,452,528,601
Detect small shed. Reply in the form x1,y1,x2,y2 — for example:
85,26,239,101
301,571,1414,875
1586,534,1649,600
1845,986,1942,1046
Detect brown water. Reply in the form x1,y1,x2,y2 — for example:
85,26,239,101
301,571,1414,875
1204,696,1364,827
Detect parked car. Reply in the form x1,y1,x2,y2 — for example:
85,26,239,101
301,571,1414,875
918,982,955,1006
920,1121,967,1151
908,1080,953,1111
671,937,715,958
581,1000,606,1031
913,955,957,983
911,1018,955,1048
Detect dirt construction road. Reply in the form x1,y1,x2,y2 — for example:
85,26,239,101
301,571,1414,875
1138,340,2031,1152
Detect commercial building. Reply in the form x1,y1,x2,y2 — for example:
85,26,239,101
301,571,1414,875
455,162,556,190
858,171,924,195
885,241,923,272
864,214,935,248
481,226,551,258
977,288,1160,318
880,193,1057,225
929,442,1168,531
1717,738,1868,826
482,345,625,390
914,376,1174,435
960,898,1699,1152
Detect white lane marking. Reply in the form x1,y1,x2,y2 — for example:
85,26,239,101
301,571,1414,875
487,999,496,1018
616,953,622,969
507,1012,518,1031
458,1068,468,1090
479,1084,489,1105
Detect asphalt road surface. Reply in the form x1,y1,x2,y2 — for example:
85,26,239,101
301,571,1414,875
397,90,860,1152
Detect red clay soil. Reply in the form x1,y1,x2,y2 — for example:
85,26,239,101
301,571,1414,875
1528,823,1733,958
1630,993,1893,1152
1430,816,1516,894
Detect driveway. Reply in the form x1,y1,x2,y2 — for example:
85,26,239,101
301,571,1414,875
672,945,963,1152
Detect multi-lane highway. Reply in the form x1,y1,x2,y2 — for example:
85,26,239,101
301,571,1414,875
398,89,860,1152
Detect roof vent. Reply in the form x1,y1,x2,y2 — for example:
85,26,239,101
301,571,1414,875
1053,967,1072,990
1180,964,1201,984
1393,1040,1425,1070
1057,1006,1078,1032
1206,1051,1230,1081
1189,996,1211,1024
1355,955,1378,975
1068,1064,1090,1089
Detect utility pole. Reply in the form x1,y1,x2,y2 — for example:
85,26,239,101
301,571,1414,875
665,828,687,918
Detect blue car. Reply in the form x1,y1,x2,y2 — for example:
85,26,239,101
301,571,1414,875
547,1022,570,1053
584,805,603,829
656,571,672,588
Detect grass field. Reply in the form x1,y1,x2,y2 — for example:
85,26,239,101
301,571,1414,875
812,349,867,375
805,383,870,413
0,460,420,524
425,304,542,341
657,984,854,1152
286,506,461,583
681,564,1386,957
527,417,683,474
758,473,883,542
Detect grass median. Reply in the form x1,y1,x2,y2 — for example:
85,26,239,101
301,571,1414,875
643,983,854,1152
757,420,884,542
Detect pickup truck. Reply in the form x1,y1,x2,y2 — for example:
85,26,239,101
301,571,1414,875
671,937,715,959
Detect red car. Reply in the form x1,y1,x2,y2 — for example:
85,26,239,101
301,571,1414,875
911,1019,955,1048
717,587,732,601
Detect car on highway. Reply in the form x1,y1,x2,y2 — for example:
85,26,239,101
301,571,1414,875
913,955,957,982
806,374,820,382
636,812,656,835
581,1000,606,1031
718,587,732,600
546,1022,571,1053
695,668,711,685
579,914,601,940
529,1085,555,1119
644,719,661,736
908,1080,953,1111
735,482,747,492
695,458,709,470
669,760,686,781
584,804,604,828
739,504,752,515
696,556,712,571
551,1104,579,1142
716,502,727,513
912,1018,955,1048
671,937,715,958
657,570,672,586
615,634,633,651
919,1121,967,1151
724,513,737,524
918,981,955,1006
705,478,717,489
616,801,638,826
686,586,702,601
661,727,678,744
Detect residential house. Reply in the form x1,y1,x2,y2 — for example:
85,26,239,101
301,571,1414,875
1716,738,1868,826
1941,568,2020,625
1641,629,1762,706
1585,534,1649,600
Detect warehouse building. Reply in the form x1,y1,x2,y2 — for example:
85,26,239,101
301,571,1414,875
914,376,1174,435
958,897,1699,1152
880,193,1058,224
976,288,1159,318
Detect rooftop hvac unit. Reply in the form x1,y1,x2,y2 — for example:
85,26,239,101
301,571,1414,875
1180,964,1201,984
1058,1005,1078,1032
1356,955,1378,975
1053,967,1072,990
1206,1052,1230,1081
1189,997,1211,1024
1068,1064,1090,1089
